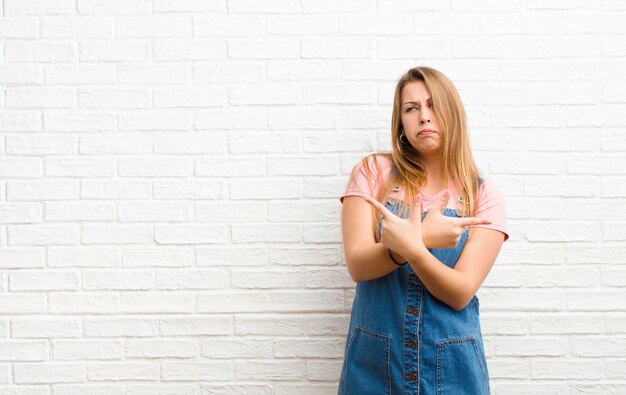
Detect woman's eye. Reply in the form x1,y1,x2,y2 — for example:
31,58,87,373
406,107,416,112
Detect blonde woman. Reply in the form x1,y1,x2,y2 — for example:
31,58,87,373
338,66,509,394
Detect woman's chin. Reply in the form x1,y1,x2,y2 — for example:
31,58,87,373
414,145,441,155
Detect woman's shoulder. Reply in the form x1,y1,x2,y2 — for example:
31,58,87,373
448,177,504,208
351,152,394,178
340,153,394,204
477,177,504,195
472,176,509,241
474,177,506,211
360,152,393,168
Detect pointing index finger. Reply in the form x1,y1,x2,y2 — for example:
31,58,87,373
455,217,492,227
363,197,393,219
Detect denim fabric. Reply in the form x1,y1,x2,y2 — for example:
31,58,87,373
338,202,490,395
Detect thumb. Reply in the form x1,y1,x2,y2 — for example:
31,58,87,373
430,189,450,213
411,195,423,223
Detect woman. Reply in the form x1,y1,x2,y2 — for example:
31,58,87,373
338,66,509,395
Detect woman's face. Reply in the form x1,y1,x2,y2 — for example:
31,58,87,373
400,80,442,158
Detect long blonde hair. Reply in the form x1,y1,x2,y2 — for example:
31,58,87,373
352,66,484,243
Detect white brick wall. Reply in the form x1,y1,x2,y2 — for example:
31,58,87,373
0,1,625,394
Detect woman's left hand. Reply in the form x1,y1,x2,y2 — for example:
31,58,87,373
364,195,427,262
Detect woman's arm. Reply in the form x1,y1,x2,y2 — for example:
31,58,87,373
406,227,505,310
341,193,463,281
341,196,406,282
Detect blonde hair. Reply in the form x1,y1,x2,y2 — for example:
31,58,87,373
353,66,484,243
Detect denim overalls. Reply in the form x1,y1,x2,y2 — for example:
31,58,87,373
338,199,491,395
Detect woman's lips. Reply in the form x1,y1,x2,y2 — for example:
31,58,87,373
418,130,436,137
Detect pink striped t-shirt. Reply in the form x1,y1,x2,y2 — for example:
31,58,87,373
339,154,509,242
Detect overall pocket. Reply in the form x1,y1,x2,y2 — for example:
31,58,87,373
436,336,489,395
340,324,391,395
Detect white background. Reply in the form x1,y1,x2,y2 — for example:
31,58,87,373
1,0,625,394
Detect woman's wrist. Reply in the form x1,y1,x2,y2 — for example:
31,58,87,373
388,249,408,266
407,244,428,262
422,227,430,249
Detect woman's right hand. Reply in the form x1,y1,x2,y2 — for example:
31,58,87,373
421,189,492,249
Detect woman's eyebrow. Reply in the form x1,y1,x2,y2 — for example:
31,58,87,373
403,98,431,105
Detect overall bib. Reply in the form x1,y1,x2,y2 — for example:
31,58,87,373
338,201,491,395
